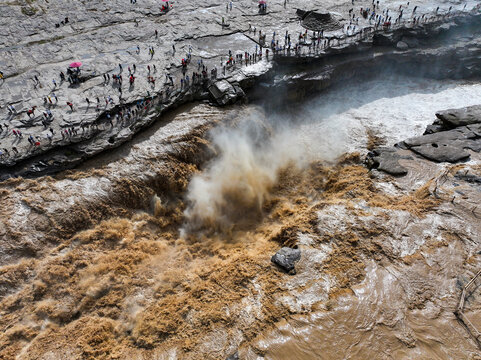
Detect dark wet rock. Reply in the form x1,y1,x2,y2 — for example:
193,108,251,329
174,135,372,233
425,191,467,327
271,247,301,274
208,80,244,106
396,41,409,50
367,147,409,176
423,124,446,135
435,105,481,128
400,107,481,163
467,123,481,137
403,128,472,148
410,143,470,163
454,171,481,184
455,139,481,152
226,352,239,360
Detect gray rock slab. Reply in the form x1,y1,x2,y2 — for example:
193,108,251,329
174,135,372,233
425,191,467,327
435,105,481,128
374,151,409,176
423,124,446,134
271,247,301,274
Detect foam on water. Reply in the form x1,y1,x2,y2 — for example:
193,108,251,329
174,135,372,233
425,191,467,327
297,77,481,154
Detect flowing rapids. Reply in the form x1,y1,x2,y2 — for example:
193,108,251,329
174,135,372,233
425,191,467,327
1,76,481,359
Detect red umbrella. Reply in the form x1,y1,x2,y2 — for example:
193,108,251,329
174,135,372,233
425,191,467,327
259,0,266,4
69,62,82,68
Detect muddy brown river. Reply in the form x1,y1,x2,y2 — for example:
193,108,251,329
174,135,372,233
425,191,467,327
1,75,480,359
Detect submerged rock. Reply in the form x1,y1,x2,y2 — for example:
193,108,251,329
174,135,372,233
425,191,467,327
271,247,301,274
208,80,245,106
402,120,481,163
369,104,481,175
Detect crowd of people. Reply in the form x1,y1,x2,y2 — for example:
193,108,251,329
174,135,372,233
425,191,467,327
0,0,475,164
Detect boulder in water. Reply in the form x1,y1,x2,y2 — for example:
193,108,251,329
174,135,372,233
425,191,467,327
271,247,301,274
410,143,470,163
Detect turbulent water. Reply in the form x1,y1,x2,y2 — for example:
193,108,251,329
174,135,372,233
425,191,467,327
1,75,481,359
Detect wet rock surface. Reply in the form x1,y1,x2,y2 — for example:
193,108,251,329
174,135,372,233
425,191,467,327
436,104,481,128
271,247,301,274
370,104,481,175
366,147,410,176
410,142,471,162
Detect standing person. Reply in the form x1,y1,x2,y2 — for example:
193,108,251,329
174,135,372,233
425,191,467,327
67,101,74,111
172,43,176,55
52,79,57,88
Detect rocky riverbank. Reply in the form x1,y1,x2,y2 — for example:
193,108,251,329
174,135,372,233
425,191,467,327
1,1,480,179
368,104,481,176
